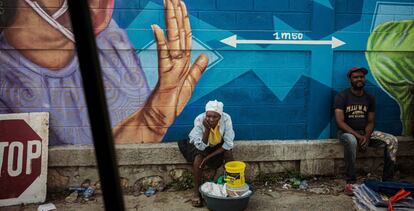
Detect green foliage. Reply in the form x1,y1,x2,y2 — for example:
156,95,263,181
254,171,311,186
285,170,311,181
254,172,283,186
168,171,194,191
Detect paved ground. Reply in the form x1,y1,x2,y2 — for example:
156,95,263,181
3,174,413,211
1,177,355,211
1,189,354,211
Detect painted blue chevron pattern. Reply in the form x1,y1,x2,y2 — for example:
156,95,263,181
113,0,412,141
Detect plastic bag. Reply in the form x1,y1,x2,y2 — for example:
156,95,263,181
200,182,228,197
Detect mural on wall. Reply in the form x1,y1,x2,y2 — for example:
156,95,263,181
0,0,209,145
0,0,412,145
366,19,414,135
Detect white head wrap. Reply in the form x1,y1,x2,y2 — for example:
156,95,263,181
205,100,223,116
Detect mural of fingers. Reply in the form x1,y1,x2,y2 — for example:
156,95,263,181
180,1,192,55
151,24,172,68
165,0,181,58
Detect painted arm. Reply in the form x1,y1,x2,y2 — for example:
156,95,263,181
113,0,208,143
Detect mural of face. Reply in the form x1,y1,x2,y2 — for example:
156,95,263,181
3,0,114,69
366,20,414,135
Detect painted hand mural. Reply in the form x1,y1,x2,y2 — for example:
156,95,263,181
113,0,209,143
0,0,207,145
366,20,414,135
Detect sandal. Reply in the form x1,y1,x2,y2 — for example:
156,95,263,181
191,196,203,207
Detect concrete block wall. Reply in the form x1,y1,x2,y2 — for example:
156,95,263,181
47,137,414,192
171,0,315,140
119,0,412,142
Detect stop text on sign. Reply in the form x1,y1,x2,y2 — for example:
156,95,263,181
0,114,49,205
0,140,42,177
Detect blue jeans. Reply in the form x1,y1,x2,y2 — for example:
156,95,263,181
338,131,398,183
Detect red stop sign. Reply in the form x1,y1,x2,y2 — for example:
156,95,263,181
0,120,42,199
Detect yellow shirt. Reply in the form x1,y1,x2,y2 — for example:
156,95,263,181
208,124,222,146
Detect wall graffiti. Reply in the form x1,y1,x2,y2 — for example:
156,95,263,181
0,0,412,145
366,20,414,135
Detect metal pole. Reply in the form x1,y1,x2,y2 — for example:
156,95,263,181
66,1,125,210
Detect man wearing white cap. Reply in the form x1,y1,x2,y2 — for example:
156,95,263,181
178,100,235,207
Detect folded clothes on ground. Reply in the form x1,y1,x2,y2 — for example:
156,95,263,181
364,180,414,197
353,181,414,211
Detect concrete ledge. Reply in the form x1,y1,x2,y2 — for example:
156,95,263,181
46,137,414,192
49,136,414,167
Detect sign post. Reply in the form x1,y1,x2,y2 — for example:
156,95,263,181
0,113,49,206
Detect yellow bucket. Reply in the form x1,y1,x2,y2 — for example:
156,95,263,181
224,161,246,188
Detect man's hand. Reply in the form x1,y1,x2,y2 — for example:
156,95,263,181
357,135,368,151
363,134,371,148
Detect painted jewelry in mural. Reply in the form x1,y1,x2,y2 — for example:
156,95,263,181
24,0,74,42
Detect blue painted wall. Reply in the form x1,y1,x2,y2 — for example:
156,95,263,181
0,0,412,145
118,0,413,141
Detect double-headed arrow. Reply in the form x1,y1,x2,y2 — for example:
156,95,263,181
220,35,346,49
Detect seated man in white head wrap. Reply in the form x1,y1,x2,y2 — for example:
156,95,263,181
178,100,235,207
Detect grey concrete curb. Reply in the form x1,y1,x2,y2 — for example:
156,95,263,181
49,136,414,167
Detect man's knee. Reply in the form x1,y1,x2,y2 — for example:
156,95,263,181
376,132,399,148
386,135,398,159
389,135,398,147
340,133,358,148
